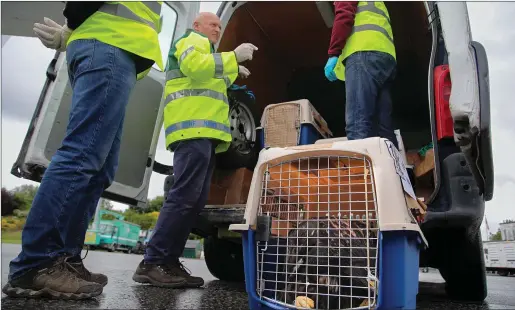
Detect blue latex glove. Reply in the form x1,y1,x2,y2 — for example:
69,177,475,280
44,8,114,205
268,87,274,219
324,56,338,82
229,84,256,101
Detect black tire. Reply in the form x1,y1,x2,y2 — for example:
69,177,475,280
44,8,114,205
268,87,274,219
204,235,245,282
216,87,261,170
438,231,487,301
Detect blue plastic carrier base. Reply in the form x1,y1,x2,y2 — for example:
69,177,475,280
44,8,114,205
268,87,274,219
257,123,323,150
241,229,422,310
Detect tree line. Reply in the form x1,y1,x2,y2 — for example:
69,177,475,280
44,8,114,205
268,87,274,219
4,185,511,242
1,185,166,231
2,185,38,216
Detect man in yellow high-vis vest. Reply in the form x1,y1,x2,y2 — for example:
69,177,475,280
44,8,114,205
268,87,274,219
132,12,257,289
4,1,163,299
324,1,399,149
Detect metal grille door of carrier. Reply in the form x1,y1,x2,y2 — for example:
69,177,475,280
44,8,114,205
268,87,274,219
256,155,379,309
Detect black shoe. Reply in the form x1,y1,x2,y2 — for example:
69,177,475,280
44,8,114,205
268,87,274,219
132,260,188,288
2,257,103,300
167,259,204,288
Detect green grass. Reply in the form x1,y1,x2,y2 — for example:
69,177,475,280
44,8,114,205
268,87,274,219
2,230,22,244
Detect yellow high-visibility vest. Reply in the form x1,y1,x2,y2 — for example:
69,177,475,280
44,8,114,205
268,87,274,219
67,1,163,80
162,30,239,153
334,1,396,81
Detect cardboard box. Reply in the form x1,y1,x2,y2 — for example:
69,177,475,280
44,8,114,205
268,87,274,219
206,168,254,205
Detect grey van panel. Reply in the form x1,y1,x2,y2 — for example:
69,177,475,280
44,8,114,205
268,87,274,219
44,75,164,189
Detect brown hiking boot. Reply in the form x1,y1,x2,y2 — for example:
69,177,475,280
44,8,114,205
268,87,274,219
132,260,188,288
167,259,204,288
68,261,108,287
2,257,103,300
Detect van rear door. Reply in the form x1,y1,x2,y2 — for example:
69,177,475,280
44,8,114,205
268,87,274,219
10,2,200,208
436,2,494,201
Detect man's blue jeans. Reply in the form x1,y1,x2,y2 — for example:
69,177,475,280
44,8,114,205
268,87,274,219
144,139,216,264
344,51,399,149
9,39,136,280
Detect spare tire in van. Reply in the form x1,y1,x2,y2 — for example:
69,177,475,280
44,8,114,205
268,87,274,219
216,85,260,169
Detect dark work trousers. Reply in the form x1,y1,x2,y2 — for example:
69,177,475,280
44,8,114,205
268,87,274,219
144,139,215,264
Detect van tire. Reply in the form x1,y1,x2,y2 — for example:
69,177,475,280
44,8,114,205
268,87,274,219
217,88,260,170
438,231,487,301
204,235,245,282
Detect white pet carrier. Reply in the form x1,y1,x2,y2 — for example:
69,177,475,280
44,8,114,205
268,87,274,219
230,137,428,310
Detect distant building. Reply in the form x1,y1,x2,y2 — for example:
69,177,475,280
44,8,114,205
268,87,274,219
500,222,515,241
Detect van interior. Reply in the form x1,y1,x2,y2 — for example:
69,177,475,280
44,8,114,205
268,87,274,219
218,1,433,150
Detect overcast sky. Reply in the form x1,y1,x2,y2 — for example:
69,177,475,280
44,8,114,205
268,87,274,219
1,2,514,237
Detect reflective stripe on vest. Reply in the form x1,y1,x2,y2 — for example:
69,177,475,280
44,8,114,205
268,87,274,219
142,1,161,14
356,2,390,23
166,69,232,88
352,2,393,43
213,53,224,78
177,48,227,80
165,120,230,136
98,3,162,31
178,46,194,65
164,89,229,106
351,24,393,44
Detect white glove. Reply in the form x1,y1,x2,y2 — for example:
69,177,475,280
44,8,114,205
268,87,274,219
33,17,72,52
234,43,258,63
238,66,251,79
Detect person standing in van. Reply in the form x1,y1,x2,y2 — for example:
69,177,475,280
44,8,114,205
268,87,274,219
3,1,163,300
324,1,399,149
132,12,257,288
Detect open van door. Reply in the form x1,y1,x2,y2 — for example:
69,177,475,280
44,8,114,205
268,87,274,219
10,2,201,208
1,2,66,38
436,2,494,201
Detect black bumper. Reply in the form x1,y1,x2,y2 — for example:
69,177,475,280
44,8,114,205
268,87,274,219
192,205,246,238
422,150,485,233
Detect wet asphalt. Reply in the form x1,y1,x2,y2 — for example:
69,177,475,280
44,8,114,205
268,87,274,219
1,243,515,309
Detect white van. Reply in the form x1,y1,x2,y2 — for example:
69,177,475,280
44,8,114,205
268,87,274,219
4,1,492,301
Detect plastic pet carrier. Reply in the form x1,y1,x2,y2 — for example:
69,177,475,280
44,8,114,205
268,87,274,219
230,137,428,310
256,99,333,150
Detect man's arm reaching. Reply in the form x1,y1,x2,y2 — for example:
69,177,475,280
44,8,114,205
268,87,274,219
175,34,239,82
327,1,358,57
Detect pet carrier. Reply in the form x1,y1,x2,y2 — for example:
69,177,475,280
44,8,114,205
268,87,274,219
256,99,333,150
230,137,428,310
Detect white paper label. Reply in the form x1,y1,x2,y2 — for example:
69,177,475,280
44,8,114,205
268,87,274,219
384,140,417,200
